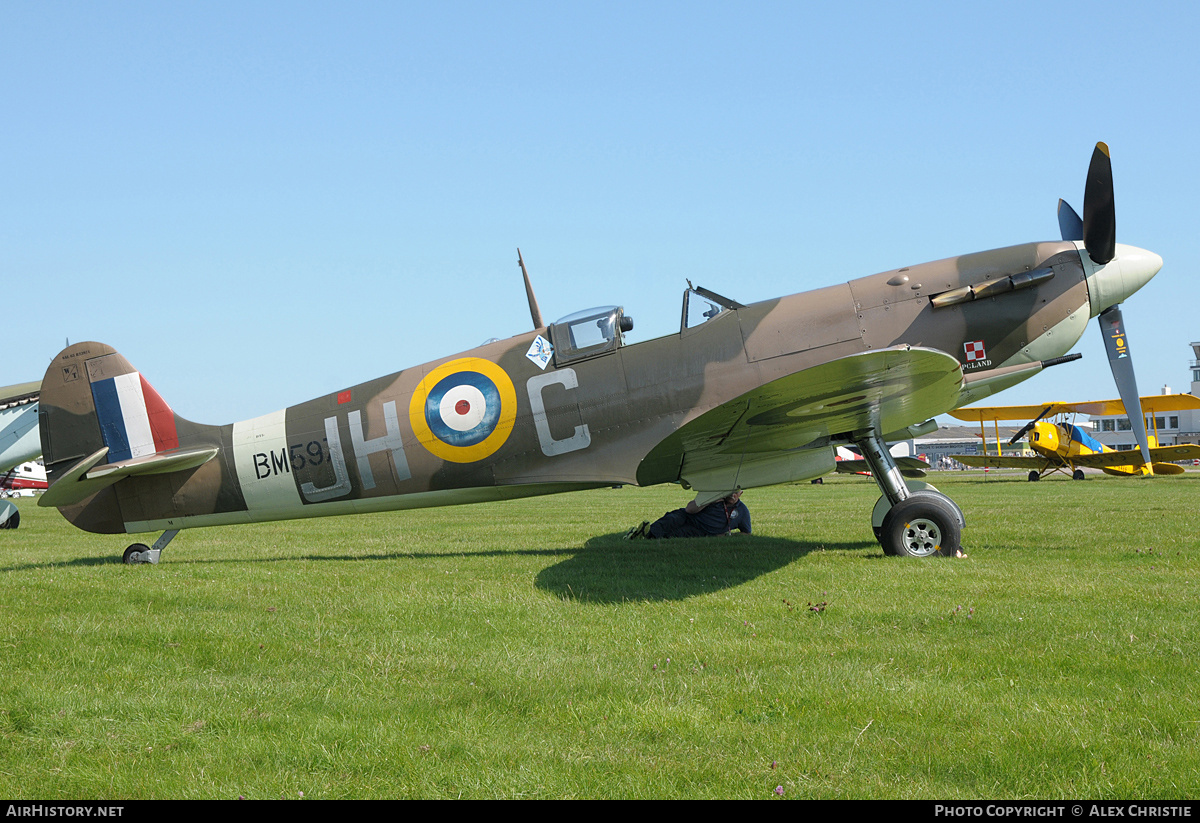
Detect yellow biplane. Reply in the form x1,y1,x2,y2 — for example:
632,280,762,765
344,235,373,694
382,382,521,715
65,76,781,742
949,394,1200,480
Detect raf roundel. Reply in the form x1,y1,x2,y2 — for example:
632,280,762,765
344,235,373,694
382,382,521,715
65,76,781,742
409,358,517,463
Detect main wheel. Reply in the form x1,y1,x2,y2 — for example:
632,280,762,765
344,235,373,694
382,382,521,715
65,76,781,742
123,544,150,564
879,495,962,558
872,487,965,538
1072,468,1085,481
1028,470,1040,482
0,510,17,530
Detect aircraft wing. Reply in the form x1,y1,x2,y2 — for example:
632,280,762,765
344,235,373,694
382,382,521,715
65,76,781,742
1063,394,1200,417
1,382,42,472
949,403,1073,423
646,346,964,491
950,454,1060,469
1067,443,1200,469
0,381,40,406
951,393,1200,423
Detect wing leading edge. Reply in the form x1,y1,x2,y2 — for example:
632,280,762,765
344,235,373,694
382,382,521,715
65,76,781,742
641,346,964,494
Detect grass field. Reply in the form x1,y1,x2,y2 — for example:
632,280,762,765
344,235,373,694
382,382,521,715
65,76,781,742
2,471,1199,799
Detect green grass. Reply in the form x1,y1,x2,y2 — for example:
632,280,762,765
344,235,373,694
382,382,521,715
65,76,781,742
2,471,1199,798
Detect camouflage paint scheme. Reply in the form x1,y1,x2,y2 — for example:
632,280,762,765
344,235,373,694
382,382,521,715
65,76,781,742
35,148,1164,558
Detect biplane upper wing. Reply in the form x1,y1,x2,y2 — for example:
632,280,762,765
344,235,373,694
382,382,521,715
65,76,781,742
949,403,1072,423
951,393,1200,423
641,346,964,494
1063,394,1200,417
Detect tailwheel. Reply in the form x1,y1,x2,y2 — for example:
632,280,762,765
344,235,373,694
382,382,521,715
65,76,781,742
121,530,178,565
879,494,962,558
123,544,152,564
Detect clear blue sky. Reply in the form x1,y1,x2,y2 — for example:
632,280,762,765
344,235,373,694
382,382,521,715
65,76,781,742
5,2,1198,426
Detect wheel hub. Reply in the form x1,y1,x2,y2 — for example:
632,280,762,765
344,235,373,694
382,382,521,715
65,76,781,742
902,518,942,557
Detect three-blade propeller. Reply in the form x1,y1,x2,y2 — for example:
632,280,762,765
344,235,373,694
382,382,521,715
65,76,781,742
1060,142,1153,469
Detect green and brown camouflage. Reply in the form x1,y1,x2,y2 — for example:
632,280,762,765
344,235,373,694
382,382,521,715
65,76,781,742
35,144,1163,559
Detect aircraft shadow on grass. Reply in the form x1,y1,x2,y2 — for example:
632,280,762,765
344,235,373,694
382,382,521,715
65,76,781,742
534,533,874,604
1,532,876,599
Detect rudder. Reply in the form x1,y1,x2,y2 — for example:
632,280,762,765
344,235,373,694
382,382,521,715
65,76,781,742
38,342,219,533
39,342,176,478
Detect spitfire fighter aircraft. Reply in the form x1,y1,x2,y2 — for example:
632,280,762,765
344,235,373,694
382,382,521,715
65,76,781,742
1,381,42,529
38,143,1164,560
949,394,1200,480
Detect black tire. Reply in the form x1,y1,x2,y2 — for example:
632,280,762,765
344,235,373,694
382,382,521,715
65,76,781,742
871,489,965,550
1072,469,1085,481
1028,470,1040,482
1,510,18,529
123,544,150,564
879,495,962,558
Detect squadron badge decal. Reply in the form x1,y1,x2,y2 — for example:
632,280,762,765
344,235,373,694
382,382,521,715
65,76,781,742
409,357,517,462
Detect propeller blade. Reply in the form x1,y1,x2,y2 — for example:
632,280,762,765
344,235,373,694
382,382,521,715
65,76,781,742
1099,305,1152,468
1009,405,1055,445
1057,199,1083,242
1082,142,1116,264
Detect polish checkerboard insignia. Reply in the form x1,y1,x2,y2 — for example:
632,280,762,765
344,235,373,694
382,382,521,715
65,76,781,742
964,340,987,362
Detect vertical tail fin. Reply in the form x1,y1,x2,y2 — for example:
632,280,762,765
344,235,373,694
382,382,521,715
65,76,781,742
38,342,219,532
39,342,179,477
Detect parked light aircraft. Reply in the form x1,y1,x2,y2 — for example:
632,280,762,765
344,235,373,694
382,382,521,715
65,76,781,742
1,462,47,494
1,381,42,529
949,394,1200,480
38,144,1164,560
833,445,927,479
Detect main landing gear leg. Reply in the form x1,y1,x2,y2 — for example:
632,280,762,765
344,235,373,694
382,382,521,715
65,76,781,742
853,431,964,558
123,530,180,565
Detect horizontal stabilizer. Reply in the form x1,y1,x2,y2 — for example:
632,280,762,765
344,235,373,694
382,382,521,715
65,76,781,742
39,446,219,509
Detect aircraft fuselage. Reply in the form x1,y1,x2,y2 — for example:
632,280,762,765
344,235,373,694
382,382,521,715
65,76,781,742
42,237,1137,536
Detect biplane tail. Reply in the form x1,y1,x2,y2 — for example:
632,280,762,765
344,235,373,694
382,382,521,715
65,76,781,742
37,342,221,533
